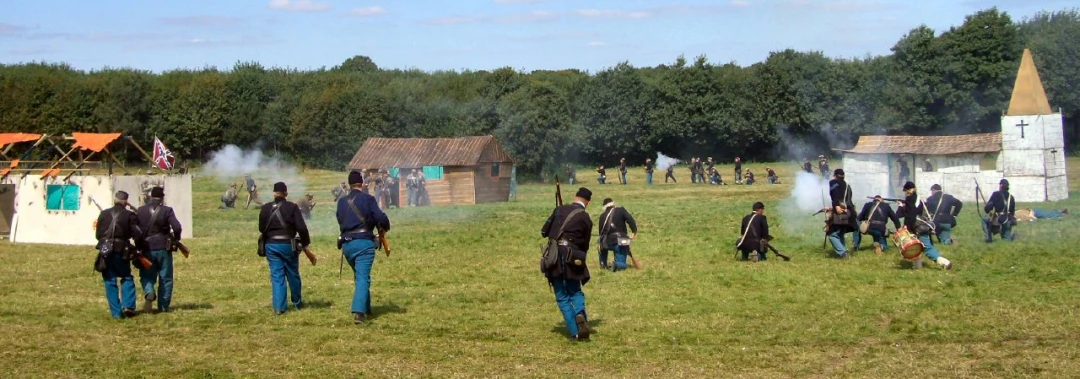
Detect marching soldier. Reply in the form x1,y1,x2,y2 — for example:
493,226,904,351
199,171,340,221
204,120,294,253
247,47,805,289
827,169,856,258
297,194,316,220
540,187,594,341
924,158,934,172
706,157,715,176
566,164,577,185
901,182,953,269
95,191,142,319
692,158,704,183
618,158,628,185
406,170,419,206
803,158,814,174
925,184,962,244
597,198,638,271
644,159,654,185
258,182,311,315
737,202,770,261
734,157,743,184
244,173,263,209
982,179,1016,242
664,163,677,183
386,172,400,209
136,186,183,313
766,167,779,184
596,165,607,185
853,195,900,255
221,183,238,209
337,171,391,324
416,171,430,206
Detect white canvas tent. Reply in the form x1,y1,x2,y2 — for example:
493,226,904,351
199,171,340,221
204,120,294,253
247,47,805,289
1,132,193,245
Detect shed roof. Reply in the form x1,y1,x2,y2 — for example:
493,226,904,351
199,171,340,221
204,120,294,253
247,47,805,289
347,135,515,169
835,133,1002,155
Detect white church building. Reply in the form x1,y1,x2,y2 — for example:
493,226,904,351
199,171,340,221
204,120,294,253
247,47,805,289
837,49,1067,203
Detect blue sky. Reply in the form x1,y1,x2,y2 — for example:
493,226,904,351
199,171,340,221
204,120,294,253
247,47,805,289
0,0,1071,73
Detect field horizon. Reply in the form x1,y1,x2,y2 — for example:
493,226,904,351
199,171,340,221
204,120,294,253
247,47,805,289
2,159,1079,378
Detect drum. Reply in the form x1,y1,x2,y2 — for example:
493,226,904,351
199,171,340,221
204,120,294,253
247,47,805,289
892,227,924,261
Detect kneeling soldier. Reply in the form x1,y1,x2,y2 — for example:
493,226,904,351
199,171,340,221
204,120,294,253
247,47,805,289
737,202,770,261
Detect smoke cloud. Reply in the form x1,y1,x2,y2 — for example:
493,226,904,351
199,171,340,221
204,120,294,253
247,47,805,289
203,145,308,199
655,152,680,170
776,167,833,241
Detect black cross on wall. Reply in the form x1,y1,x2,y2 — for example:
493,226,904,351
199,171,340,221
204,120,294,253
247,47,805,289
1016,119,1028,139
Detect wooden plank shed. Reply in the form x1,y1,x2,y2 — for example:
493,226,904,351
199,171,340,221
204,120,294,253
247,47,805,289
346,136,516,206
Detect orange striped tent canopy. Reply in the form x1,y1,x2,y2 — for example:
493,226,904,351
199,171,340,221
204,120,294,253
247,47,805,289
71,133,122,153
0,133,42,149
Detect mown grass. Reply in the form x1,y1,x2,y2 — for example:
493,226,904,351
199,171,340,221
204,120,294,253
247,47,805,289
1,161,1079,378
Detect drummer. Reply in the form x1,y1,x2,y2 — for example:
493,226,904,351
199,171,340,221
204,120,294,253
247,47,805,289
900,182,953,269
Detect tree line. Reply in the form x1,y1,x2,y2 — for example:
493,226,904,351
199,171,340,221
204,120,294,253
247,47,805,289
1,8,1078,178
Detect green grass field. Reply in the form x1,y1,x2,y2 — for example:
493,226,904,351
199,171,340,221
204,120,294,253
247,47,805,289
2,160,1080,378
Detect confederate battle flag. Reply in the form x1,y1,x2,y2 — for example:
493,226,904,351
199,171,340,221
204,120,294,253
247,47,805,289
153,137,175,171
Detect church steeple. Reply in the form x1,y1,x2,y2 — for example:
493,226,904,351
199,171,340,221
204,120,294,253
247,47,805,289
1006,48,1052,116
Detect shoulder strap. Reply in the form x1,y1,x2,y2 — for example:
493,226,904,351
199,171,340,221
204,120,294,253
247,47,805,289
931,193,945,219
147,205,163,236
737,214,757,245
105,209,121,239
868,201,882,220
553,208,584,240
345,194,368,226
599,207,616,237
845,184,851,204
261,204,285,234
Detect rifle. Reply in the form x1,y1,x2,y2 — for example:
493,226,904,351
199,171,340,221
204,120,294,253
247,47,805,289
173,241,191,258
554,174,563,207
763,237,791,261
630,251,643,269
377,226,392,257
867,196,904,203
302,246,317,265
90,197,154,269
974,179,987,220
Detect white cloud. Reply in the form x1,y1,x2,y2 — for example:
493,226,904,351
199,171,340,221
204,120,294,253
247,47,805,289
0,22,30,35
575,9,652,19
350,6,387,17
268,0,331,12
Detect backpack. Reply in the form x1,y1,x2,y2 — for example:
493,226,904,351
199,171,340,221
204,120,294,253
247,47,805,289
541,208,584,273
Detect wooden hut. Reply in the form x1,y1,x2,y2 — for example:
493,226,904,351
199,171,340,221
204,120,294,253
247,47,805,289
347,136,516,206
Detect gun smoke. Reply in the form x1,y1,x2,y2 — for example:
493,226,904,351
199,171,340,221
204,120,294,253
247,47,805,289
655,152,680,170
203,145,308,201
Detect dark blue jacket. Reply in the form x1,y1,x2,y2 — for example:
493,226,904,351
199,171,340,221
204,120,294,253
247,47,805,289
336,189,390,240
984,191,1015,216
